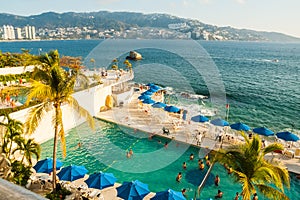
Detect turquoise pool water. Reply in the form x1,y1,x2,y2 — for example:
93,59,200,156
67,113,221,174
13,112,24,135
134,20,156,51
40,120,300,200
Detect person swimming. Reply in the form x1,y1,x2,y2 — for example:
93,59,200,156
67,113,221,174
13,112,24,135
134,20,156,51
234,192,239,200
176,172,182,182
129,149,133,156
199,160,205,170
181,188,187,198
164,142,168,149
214,175,220,186
206,158,211,166
189,153,194,160
126,151,131,158
215,189,223,198
183,162,187,170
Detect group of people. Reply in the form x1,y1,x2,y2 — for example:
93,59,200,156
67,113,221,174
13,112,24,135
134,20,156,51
184,153,211,170
0,91,20,108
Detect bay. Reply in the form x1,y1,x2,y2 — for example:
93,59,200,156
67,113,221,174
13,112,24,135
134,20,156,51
1,39,299,133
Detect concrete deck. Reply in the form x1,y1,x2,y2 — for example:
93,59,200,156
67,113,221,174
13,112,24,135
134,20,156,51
96,91,300,176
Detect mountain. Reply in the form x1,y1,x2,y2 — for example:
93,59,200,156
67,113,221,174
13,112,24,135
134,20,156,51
0,11,299,42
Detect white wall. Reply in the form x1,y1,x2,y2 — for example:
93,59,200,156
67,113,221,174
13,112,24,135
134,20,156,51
8,104,85,144
72,84,112,116
113,88,133,106
0,66,34,75
4,83,112,144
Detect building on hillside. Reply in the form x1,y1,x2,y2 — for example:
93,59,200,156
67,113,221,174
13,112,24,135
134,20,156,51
2,25,15,40
24,25,36,40
15,27,23,39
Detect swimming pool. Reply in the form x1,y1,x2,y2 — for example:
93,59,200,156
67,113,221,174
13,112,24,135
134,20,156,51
40,120,300,200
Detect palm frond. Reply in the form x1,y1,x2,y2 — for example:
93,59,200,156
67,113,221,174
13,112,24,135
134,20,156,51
24,103,50,135
25,80,52,105
263,143,284,155
256,184,289,200
67,96,95,130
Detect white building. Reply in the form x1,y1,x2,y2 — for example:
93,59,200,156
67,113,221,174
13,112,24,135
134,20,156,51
168,23,188,30
24,25,36,39
15,27,22,39
2,25,15,40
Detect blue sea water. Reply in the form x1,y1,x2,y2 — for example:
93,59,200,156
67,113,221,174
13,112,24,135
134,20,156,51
1,39,299,132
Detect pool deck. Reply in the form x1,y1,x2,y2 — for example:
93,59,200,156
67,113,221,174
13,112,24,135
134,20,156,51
96,92,300,176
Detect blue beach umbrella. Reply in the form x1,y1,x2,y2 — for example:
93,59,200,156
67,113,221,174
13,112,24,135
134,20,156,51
230,122,250,131
138,95,151,100
33,158,63,174
141,91,153,96
253,127,274,136
191,115,209,123
152,102,167,108
210,118,229,127
146,83,155,87
148,87,158,93
57,165,88,181
150,189,186,200
164,106,180,113
84,172,117,190
150,85,161,91
117,180,150,200
143,99,155,104
276,131,300,142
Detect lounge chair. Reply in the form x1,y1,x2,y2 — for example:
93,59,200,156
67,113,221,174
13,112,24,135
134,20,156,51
283,150,294,159
294,148,300,159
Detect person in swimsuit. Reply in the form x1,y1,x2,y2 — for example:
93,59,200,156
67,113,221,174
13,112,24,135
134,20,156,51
176,172,182,182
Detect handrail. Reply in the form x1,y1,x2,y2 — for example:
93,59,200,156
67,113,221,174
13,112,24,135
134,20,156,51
196,162,215,199
194,139,223,200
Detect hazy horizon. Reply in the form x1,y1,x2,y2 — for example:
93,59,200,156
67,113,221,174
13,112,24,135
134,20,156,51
1,0,300,38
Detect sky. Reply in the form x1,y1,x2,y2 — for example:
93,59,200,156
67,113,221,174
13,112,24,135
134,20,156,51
1,0,300,38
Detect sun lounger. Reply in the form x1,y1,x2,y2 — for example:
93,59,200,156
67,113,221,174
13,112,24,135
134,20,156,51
283,150,294,158
88,189,101,198
294,148,300,159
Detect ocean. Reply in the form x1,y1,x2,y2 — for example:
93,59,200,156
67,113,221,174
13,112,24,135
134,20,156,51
1,39,299,133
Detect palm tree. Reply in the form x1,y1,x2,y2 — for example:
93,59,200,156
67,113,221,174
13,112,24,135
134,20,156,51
112,58,118,70
123,59,132,72
0,113,23,158
90,58,96,70
211,132,290,200
24,50,94,191
12,137,40,166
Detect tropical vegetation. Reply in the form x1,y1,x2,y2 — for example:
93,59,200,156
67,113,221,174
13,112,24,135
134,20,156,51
24,50,94,191
211,132,290,200
0,49,39,68
0,113,40,186
0,71,31,84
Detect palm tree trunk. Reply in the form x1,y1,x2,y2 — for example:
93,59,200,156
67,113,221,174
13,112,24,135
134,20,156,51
8,139,13,158
21,155,25,163
52,104,59,192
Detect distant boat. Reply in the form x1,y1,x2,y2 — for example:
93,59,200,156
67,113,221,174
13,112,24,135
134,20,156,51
272,59,279,63
126,51,142,60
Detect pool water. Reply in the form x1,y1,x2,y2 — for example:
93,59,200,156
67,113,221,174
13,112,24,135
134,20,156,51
40,120,300,200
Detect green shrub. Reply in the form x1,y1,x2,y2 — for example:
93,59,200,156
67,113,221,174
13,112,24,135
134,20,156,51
10,160,32,186
45,188,72,200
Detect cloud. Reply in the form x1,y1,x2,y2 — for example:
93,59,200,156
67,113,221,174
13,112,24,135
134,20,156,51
95,0,122,6
183,0,188,6
234,0,246,4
